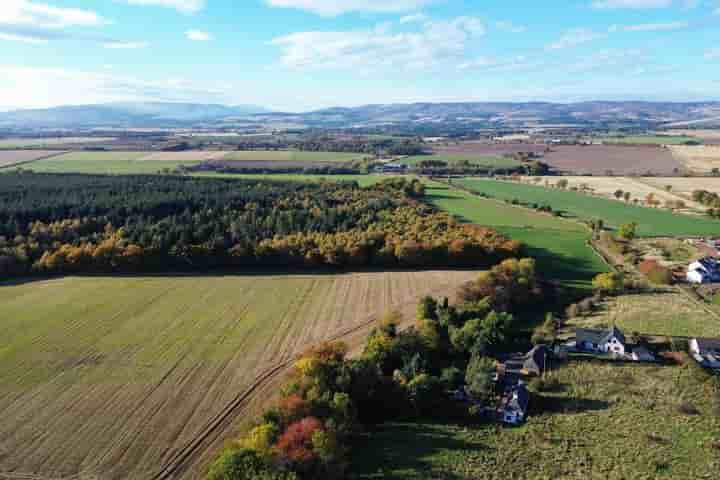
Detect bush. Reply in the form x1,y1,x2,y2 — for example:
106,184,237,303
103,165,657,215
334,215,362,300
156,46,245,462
713,293,720,306
206,448,298,480
592,272,625,295
440,367,465,391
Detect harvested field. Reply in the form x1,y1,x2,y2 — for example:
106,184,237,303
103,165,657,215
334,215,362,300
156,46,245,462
542,145,682,175
221,151,366,162
138,151,229,162
431,141,548,157
668,145,720,173
0,271,477,480
0,150,64,168
533,176,706,211
599,135,696,145
666,129,720,144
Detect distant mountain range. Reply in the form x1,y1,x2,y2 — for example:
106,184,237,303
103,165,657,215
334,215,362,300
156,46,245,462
0,102,270,128
2,101,720,130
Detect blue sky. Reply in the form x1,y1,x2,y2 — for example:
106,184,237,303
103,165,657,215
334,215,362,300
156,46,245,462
0,0,719,111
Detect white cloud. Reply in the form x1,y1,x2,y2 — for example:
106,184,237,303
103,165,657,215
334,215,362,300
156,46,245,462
103,41,149,49
121,0,205,14
617,21,690,31
272,17,485,70
0,0,106,29
399,13,428,24
592,0,672,8
0,31,47,44
546,29,606,50
265,0,436,16
706,48,720,59
185,29,212,41
0,65,232,109
495,21,527,33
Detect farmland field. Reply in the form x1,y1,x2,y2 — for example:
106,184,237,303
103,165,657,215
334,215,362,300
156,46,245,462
0,137,115,148
457,178,720,237
640,176,720,198
668,145,720,173
220,151,366,162
138,151,228,161
22,151,200,174
401,154,521,170
191,172,387,186
0,270,478,480
425,182,609,287
535,176,707,211
0,150,65,168
431,141,548,157
351,360,719,479
600,135,697,145
542,145,683,175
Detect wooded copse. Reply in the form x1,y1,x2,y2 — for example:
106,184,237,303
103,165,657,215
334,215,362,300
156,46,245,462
0,173,520,276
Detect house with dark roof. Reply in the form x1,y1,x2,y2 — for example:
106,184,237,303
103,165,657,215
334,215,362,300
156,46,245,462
689,338,720,369
575,326,626,356
498,382,529,425
504,345,548,376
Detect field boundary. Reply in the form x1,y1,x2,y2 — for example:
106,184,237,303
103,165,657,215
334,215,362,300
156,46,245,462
0,151,68,170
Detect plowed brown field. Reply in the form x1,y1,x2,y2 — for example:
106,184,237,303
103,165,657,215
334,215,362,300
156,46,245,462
0,271,477,480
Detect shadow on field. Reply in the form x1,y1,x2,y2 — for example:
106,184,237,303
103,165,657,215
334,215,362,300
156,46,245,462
530,395,611,415
350,422,479,480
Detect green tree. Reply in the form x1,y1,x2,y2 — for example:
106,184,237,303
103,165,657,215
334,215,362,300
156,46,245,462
618,222,637,241
465,354,496,402
592,272,625,295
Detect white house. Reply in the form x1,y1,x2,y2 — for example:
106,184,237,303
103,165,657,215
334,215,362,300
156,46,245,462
687,269,709,284
575,326,626,356
689,338,720,369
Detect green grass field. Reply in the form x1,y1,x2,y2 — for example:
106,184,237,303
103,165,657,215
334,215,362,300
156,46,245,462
0,137,116,148
600,135,699,145
24,155,200,174
402,154,521,169
351,361,720,480
425,182,609,288
221,151,367,162
457,178,720,237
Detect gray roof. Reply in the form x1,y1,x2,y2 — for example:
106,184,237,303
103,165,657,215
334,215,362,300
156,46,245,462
576,326,625,345
524,345,547,374
695,338,720,353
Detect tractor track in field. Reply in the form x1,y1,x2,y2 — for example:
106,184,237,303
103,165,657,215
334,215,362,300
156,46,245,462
150,276,470,480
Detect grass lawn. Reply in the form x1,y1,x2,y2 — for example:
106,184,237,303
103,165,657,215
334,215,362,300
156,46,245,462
221,151,367,162
601,135,699,145
425,182,609,288
457,178,720,237
566,290,720,338
402,154,521,169
351,361,720,480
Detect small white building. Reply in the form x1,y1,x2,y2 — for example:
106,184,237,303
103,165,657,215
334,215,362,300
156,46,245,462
687,269,709,284
687,258,719,284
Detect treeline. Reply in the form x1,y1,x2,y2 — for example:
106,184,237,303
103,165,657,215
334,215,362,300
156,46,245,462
417,159,551,177
226,137,426,156
207,259,544,479
0,173,520,277
186,164,363,175
693,190,720,219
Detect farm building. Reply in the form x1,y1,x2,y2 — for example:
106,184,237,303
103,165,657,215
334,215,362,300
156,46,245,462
575,326,626,356
498,382,529,425
374,163,406,173
689,338,720,369
686,257,720,284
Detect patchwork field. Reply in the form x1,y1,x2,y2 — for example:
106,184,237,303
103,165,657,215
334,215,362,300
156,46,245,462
0,271,477,480
425,182,609,287
352,360,720,479
668,145,720,173
0,150,65,168
431,141,548,157
457,178,720,237
535,176,707,211
542,145,682,175
402,154,521,170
